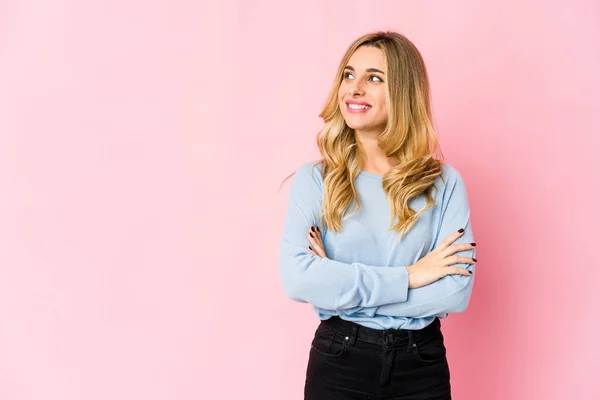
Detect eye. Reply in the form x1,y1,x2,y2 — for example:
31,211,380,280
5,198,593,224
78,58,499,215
342,72,383,83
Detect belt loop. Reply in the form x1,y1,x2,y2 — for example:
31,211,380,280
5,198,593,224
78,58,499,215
407,330,414,351
384,331,394,348
345,325,358,347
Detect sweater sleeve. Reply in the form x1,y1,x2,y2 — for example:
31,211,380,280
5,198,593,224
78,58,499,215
278,162,410,311
371,166,476,318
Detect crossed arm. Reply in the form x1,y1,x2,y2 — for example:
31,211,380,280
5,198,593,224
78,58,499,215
279,162,476,318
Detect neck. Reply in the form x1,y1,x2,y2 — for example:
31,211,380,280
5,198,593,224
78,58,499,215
354,130,398,174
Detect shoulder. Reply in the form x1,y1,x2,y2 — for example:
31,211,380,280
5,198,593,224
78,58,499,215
296,159,324,175
439,162,466,187
294,160,325,184
285,161,323,197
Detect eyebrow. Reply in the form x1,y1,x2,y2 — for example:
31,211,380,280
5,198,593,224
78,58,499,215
344,65,385,75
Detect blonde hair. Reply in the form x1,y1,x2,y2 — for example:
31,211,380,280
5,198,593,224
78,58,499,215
285,31,445,240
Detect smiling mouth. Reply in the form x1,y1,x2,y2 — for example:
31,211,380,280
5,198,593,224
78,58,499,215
346,102,372,112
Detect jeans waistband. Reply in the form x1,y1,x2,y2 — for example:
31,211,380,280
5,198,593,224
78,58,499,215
319,316,441,348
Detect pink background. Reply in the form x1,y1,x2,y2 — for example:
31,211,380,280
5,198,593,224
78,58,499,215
1,1,599,399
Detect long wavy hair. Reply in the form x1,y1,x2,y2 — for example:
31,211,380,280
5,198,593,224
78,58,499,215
283,31,445,240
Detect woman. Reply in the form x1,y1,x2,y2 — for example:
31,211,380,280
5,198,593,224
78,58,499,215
279,31,477,399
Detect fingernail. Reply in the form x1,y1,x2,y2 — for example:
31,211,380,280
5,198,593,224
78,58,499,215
309,246,313,251
310,226,315,232
468,270,473,274
316,226,320,233
458,228,464,233
472,258,477,262
309,232,314,238
471,242,476,246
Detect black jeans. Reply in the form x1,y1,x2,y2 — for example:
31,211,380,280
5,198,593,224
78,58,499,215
304,316,451,400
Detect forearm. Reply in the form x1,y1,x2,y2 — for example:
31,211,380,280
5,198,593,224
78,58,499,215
279,238,410,310
373,271,474,317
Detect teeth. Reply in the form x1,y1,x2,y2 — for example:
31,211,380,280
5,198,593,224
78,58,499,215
348,103,370,110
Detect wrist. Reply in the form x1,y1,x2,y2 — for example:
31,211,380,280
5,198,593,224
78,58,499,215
406,265,413,289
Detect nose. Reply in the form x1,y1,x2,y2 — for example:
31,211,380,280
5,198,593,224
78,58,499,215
349,80,365,96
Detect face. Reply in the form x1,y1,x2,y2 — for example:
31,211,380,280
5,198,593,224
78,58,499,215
337,45,388,136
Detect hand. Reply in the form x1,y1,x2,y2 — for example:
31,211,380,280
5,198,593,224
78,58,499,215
307,225,327,258
407,229,476,289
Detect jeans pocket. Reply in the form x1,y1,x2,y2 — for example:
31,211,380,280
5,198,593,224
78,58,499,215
412,334,447,365
310,327,347,357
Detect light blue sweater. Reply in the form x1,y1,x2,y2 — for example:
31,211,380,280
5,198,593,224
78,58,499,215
278,161,476,330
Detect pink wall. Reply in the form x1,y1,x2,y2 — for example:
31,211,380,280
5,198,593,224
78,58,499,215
1,1,598,399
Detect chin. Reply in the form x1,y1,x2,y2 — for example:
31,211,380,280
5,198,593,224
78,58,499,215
346,123,367,131
344,120,374,131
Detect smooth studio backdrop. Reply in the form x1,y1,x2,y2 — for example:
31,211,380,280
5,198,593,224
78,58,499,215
1,1,598,399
